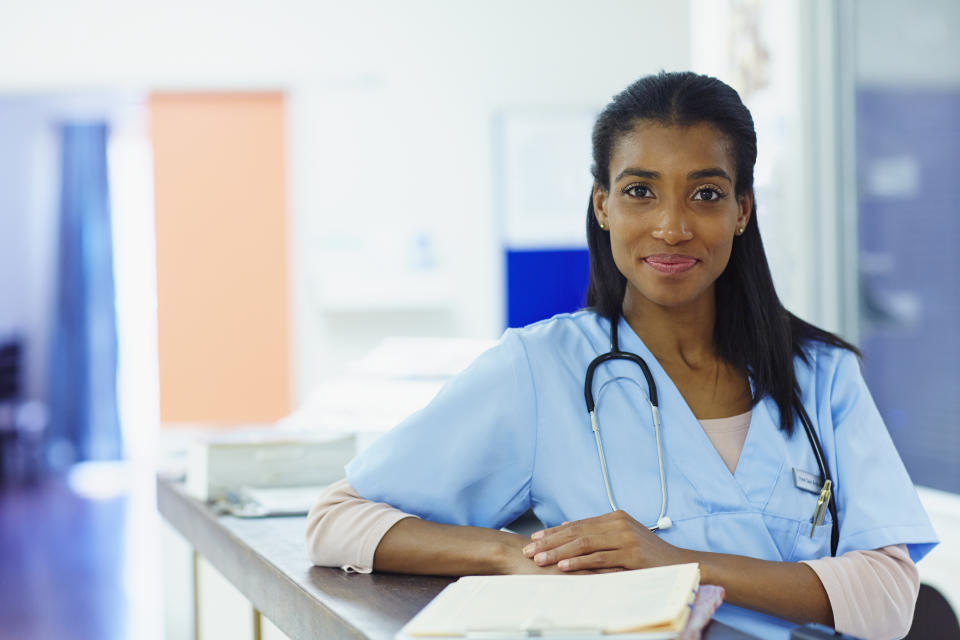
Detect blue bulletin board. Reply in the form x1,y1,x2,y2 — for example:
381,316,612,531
495,112,596,329
505,248,590,329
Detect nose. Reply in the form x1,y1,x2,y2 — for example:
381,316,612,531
650,202,693,245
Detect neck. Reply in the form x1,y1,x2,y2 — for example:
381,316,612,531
621,286,717,368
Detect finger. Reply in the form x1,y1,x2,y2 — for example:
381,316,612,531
531,533,618,567
557,551,624,572
532,510,632,541
530,522,567,541
527,514,629,556
526,522,584,555
532,518,585,539
574,510,634,529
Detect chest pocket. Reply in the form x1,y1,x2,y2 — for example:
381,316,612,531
789,520,833,561
761,463,834,561
758,513,833,561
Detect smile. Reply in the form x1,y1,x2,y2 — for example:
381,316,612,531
643,254,699,274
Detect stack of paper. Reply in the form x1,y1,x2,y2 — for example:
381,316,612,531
401,563,700,639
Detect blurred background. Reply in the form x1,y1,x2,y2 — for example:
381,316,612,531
0,0,957,638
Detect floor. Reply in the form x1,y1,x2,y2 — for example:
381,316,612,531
0,464,164,640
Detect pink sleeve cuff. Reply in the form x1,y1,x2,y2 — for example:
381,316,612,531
306,478,419,573
802,544,919,640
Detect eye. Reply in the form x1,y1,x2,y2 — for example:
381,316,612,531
692,186,726,202
623,183,654,199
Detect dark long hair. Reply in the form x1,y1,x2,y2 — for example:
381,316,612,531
585,71,858,434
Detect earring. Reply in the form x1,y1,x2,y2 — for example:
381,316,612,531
737,226,744,235
599,222,607,230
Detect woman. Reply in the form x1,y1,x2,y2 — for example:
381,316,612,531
307,72,937,640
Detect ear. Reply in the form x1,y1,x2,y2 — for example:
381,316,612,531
737,191,753,232
592,182,609,228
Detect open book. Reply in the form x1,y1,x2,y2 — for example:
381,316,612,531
400,563,700,639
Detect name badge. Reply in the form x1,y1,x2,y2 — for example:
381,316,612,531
793,468,823,494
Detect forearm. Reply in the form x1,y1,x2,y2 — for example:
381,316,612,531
373,517,533,576
678,548,833,626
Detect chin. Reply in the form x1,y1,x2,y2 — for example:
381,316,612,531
631,280,710,310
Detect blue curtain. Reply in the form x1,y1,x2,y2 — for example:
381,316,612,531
47,123,122,466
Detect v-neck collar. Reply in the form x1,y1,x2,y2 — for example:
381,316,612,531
611,315,784,511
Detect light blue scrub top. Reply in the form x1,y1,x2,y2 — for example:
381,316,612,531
347,311,938,639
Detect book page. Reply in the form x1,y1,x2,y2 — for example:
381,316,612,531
403,563,699,636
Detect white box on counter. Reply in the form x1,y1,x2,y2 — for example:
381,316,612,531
186,430,356,503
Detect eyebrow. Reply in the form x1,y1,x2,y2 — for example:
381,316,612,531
688,167,733,183
613,167,734,184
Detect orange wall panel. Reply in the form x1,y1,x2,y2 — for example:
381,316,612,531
150,93,290,424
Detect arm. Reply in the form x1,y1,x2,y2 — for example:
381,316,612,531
306,478,418,572
803,544,919,639
523,510,833,625
678,547,832,625
344,331,541,551
306,479,564,576
373,517,559,576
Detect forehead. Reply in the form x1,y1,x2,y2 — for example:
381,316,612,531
609,121,736,180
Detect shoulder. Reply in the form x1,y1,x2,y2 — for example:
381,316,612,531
450,312,603,389
795,339,861,387
505,310,609,359
795,339,872,425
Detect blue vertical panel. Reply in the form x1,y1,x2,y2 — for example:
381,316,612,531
505,248,590,329
857,89,960,493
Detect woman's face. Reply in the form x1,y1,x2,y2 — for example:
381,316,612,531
593,121,752,312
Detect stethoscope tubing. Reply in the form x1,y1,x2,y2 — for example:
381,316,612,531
796,401,840,556
585,316,669,530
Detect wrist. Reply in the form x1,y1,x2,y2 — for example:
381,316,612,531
672,547,711,580
492,533,529,574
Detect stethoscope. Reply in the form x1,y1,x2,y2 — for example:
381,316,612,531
583,313,840,557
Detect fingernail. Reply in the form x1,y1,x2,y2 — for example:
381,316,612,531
558,560,569,570
531,531,543,540
523,544,535,556
534,552,546,564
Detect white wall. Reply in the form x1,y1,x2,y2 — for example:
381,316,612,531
287,2,694,394
855,0,960,88
0,0,692,402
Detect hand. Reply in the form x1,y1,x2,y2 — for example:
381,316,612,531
521,510,686,572
498,534,603,575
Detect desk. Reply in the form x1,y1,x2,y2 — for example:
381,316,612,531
157,478,760,640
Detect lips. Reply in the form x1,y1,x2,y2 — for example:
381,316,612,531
643,254,698,274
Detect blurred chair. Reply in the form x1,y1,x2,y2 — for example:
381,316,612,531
0,340,17,399
0,338,21,482
904,583,960,640
0,338,47,484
